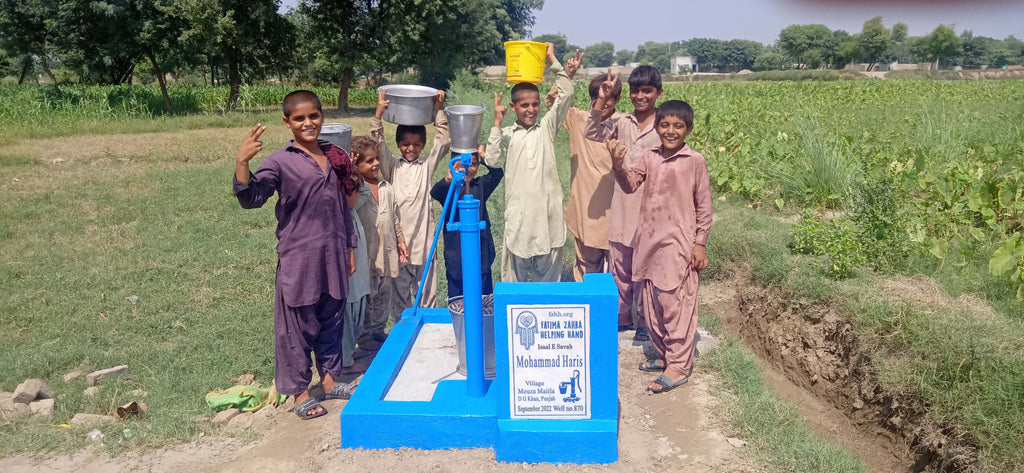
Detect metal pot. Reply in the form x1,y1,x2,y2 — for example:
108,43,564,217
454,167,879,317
448,294,496,379
379,84,438,126
320,123,352,152
444,105,485,154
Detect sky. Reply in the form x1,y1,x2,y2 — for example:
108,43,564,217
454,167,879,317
279,0,1024,50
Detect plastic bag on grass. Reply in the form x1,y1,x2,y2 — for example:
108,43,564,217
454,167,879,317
205,384,286,412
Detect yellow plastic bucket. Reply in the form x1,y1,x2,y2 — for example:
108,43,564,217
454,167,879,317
505,41,547,84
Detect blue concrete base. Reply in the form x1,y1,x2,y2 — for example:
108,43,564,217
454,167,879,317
496,417,619,464
340,308,497,450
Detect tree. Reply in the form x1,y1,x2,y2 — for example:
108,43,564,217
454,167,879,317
891,22,908,43
0,0,58,82
858,17,892,71
778,24,834,68
835,35,862,67
634,41,672,72
920,24,961,68
407,0,502,88
959,30,997,68
614,49,633,66
532,33,572,62
753,51,784,71
722,39,764,71
687,38,725,71
1004,35,1024,65
584,41,614,68
486,0,543,63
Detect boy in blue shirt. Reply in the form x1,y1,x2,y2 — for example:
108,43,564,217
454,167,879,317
430,147,503,298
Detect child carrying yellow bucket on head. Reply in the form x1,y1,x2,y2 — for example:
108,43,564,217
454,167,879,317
485,44,583,283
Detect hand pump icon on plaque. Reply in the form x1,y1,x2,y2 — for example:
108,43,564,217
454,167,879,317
560,370,582,403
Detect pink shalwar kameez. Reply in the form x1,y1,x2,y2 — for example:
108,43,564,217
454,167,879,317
614,144,713,378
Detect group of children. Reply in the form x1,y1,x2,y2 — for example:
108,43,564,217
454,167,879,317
232,42,712,419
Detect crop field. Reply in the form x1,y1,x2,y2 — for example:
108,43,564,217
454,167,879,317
1,78,1023,470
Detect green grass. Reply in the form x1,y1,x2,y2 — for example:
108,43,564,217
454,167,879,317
704,336,867,473
707,199,1024,471
1,78,1022,470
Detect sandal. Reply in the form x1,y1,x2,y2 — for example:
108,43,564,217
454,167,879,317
324,382,357,400
633,326,650,342
293,397,328,420
638,359,665,372
648,374,689,393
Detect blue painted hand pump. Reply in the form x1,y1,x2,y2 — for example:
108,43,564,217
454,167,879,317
411,153,487,397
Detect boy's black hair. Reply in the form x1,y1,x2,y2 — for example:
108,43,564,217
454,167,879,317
510,82,540,104
655,100,694,128
349,135,377,165
628,65,662,91
282,90,323,117
589,74,620,101
396,125,427,144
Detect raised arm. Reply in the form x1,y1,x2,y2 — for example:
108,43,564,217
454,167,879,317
584,68,621,142
372,89,397,181
484,92,509,168
233,124,280,209
540,46,578,137
425,90,450,174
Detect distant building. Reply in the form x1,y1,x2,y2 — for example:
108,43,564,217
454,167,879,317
671,56,696,74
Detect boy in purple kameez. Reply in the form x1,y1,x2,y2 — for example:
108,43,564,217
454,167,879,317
232,90,358,420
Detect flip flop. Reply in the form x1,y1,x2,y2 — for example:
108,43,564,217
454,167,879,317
324,382,357,400
293,397,328,420
648,374,689,393
638,359,665,372
633,326,650,342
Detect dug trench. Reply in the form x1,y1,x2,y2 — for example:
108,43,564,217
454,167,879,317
704,274,980,472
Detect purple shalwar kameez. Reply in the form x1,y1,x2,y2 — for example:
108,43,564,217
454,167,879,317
233,140,358,396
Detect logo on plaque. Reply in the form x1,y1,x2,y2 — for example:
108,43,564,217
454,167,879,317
515,311,538,350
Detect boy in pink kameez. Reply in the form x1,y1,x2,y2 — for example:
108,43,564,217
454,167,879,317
609,100,712,393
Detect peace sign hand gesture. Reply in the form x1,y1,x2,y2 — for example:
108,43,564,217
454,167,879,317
493,92,507,127
236,123,267,165
565,49,584,79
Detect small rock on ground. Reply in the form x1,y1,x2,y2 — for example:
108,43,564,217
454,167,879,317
83,387,100,397
30,398,55,417
86,365,129,386
63,371,86,383
12,402,31,417
0,392,13,411
13,379,53,403
226,412,255,431
212,408,240,427
726,437,748,448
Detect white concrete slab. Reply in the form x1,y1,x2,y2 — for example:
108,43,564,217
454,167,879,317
384,323,465,401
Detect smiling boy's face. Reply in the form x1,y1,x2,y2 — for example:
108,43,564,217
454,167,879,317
512,91,541,128
629,85,662,114
398,134,425,162
656,114,691,153
282,101,323,143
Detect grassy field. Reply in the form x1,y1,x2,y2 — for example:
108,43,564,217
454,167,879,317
1,78,1023,470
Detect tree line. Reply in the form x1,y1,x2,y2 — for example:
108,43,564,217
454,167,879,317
0,0,543,110
3,4,1023,111
537,17,1024,73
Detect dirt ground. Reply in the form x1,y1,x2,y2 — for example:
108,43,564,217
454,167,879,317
1,276,923,473
0,329,763,473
